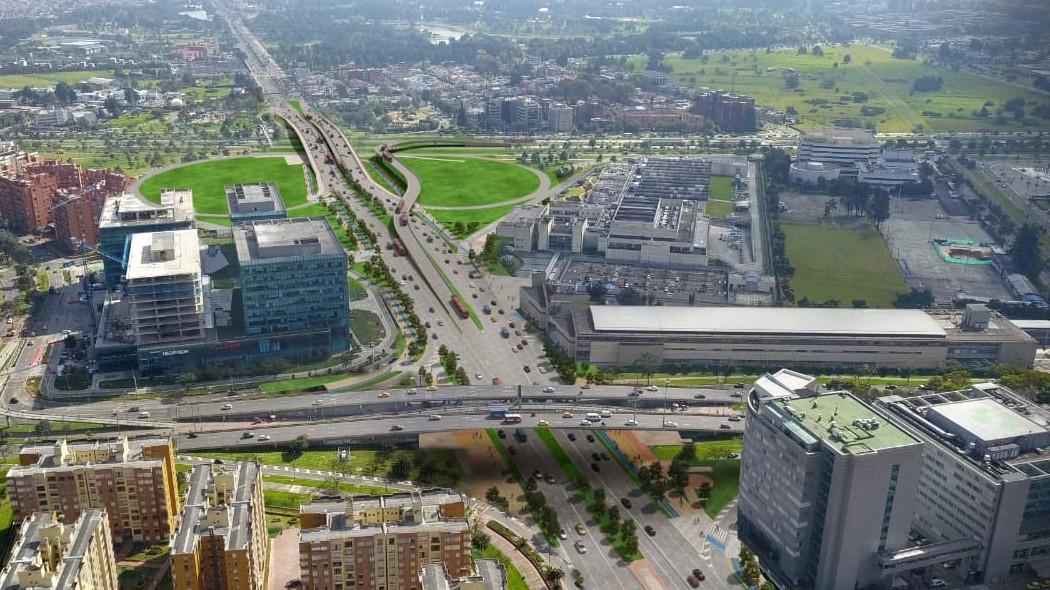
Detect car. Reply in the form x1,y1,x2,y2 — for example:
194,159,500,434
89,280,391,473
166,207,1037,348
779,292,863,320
521,340,528,346
406,389,417,395
644,525,656,537
664,421,679,428
620,498,632,509
242,431,254,438
601,452,610,461
646,385,659,392
497,430,506,439
545,475,556,484
427,385,437,391
507,446,516,455
432,333,438,340
390,424,404,431
7,398,16,405
692,569,705,581
221,403,233,410
26,341,33,346
579,419,592,426
127,406,140,413
378,392,390,398
558,530,568,540
562,412,574,418
428,415,442,421
523,366,531,373
719,423,731,430
187,432,197,439
428,307,435,313
574,540,587,554
591,452,601,461
930,578,947,588
567,433,577,441
575,522,586,535
729,392,743,398
628,390,641,397
624,419,639,427
590,463,600,472
537,419,550,426
734,382,746,389
533,470,543,480
258,434,272,442
693,393,706,399
437,320,444,327
543,386,555,393
586,434,595,443
728,415,742,422
687,575,700,588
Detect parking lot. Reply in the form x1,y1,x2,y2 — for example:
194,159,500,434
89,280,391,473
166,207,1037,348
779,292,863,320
549,256,729,305
881,198,1011,302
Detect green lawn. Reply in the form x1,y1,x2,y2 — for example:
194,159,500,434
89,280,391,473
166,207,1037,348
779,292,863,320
0,70,114,88
709,176,734,200
652,44,1050,133
263,474,393,496
474,545,529,590
289,99,305,117
650,442,742,518
288,203,357,251
259,374,346,394
118,567,156,590
705,199,736,217
782,221,906,307
347,277,368,301
139,157,309,217
429,204,518,237
401,156,540,207
351,310,385,347
197,447,463,488
264,489,313,511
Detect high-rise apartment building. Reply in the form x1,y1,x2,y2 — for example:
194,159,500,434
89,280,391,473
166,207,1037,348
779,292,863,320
234,217,350,354
6,437,180,543
54,193,100,253
547,104,574,133
97,191,195,287
125,229,206,347
876,383,1050,586
0,510,118,590
738,369,924,590
692,90,756,132
0,171,57,233
172,462,267,590
0,141,40,178
299,490,471,590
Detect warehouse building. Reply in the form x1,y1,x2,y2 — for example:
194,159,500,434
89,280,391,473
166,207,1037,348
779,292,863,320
521,300,1037,370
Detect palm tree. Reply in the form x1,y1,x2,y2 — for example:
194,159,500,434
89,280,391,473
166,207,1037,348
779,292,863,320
545,567,565,584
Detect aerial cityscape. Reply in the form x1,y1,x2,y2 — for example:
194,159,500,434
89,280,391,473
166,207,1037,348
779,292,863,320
0,0,1046,589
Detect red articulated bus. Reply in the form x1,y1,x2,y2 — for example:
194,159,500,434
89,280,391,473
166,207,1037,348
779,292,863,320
399,213,409,226
392,239,407,256
395,201,404,214
450,296,469,319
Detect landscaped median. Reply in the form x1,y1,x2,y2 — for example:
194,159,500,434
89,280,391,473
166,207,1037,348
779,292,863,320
535,428,641,561
484,429,559,547
485,520,556,590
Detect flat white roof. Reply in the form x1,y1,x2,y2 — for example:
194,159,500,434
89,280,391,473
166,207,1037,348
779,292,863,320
929,398,1046,443
588,306,947,336
125,229,201,281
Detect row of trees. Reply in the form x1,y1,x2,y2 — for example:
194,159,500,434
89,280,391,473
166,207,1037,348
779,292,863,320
359,254,427,358
542,342,577,384
437,345,470,385
521,477,562,543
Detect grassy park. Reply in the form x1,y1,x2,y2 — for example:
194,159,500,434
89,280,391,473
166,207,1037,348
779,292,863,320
651,440,742,518
139,156,309,217
0,70,113,88
401,156,540,208
782,221,906,307
646,44,1050,133
429,204,519,237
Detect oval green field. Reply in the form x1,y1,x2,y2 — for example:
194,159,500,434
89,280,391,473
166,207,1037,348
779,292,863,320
401,156,540,208
138,156,309,216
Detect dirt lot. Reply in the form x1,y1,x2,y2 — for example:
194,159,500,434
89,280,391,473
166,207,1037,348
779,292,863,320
420,430,524,513
881,198,1011,302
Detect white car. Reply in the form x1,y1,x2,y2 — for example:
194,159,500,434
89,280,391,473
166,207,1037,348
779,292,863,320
664,421,679,428
221,403,233,410
312,400,323,406
475,373,483,380
574,540,587,554
258,434,271,442
562,412,574,418
624,419,639,427
542,386,555,393
646,385,659,392
579,419,592,426
428,415,442,421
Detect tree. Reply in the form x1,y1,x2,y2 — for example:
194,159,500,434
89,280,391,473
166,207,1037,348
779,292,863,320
471,530,491,550
1011,223,1044,279
587,282,608,304
34,420,51,435
635,353,658,387
868,192,890,227
291,434,309,458
843,53,852,64
388,456,412,480
104,96,123,117
124,87,137,107
545,567,565,585
676,441,697,463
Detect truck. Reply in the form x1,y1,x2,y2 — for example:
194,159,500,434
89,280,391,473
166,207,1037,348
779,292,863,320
392,238,407,256
450,296,469,319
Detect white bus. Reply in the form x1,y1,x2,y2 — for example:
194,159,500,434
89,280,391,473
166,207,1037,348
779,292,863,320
502,414,522,424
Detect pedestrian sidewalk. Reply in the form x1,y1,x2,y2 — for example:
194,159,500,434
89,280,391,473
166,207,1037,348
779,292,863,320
482,515,548,590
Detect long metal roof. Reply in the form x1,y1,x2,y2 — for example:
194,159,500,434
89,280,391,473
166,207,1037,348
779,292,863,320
589,306,946,336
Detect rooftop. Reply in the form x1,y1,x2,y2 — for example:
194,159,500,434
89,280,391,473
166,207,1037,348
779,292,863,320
588,306,946,337
233,217,343,263
13,437,171,474
226,183,285,219
771,392,919,454
98,191,194,228
927,398,1046,443
801,128,878,146
0,510,109,590
124,229,201,281
172,462,261,555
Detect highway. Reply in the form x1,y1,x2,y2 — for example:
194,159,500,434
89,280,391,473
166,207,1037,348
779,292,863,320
173,412,743,450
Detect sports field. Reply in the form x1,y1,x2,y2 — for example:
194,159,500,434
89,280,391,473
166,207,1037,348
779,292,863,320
400,156,540,207
651,45,1050,133
782,221,907,307
139,157,309,216
0,70,113,88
